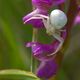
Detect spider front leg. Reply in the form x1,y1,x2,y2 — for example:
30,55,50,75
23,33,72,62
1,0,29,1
48,33,64,56
33,14,56,35
31,14,50,30
33,14,49,19
23,14,52,33
23,16,43,24
23,14,49,26
23,13,52,33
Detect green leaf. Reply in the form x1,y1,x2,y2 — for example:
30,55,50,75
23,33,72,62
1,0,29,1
0,69,40,80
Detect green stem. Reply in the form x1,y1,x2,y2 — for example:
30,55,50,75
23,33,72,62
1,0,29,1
32,28,38,42
30,3,39,73
31,28,38,72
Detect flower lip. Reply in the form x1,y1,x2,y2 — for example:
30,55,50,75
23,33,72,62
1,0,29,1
22,9,48,28
36,58,58,79
26,41,59,61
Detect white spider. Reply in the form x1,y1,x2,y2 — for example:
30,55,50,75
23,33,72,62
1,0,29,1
24,9,67,56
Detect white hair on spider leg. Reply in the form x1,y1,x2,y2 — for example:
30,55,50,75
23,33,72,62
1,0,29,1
24,9,67,56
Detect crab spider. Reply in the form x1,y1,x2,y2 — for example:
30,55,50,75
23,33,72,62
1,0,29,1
24,9,67,56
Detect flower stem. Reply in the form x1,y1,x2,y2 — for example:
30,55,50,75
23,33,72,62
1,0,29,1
31,4,38,73
32,28,38,42
31,28,38,72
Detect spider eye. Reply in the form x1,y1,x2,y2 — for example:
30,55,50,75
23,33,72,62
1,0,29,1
50,9,67,29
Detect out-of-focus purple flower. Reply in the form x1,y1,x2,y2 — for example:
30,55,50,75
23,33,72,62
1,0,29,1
74,13,80,25
36,58,58,79
32,0,65,10
23,9,48,28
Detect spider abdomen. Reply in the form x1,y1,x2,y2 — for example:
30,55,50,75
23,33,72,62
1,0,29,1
50,9,67,29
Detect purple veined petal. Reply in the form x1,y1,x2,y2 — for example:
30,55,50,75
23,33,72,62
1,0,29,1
26,41,60,61
32,0,65,10
23,8,48,28
36,58,58,79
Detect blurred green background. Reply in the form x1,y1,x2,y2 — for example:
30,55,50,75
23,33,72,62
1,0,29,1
0,0,80,80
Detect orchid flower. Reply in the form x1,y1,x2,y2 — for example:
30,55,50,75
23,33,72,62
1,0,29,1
26,29,67,61
23,0,65,28
23,0,79,79
26,41,59,61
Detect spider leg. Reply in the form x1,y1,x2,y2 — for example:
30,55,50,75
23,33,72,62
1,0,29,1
24,14,50,31
24,14,55,35
24,16,44,24
32,14,50,29
33,14,49,19
23,13,51,32
34,14,56,35
41,17,50,29
48,33,64,56
40,17,54,35
34,14,54,35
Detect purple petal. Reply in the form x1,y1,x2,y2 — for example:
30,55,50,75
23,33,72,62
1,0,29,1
23,9,48,28
32,0,53,10
32,0,65,10
36,58,58,79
